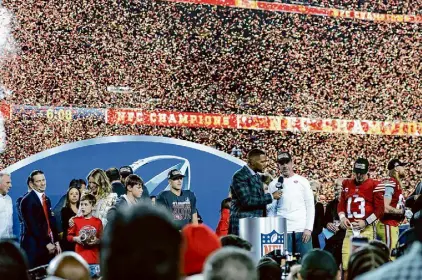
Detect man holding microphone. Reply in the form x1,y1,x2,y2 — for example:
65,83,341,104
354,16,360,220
267,152,315,258
229,149,282,236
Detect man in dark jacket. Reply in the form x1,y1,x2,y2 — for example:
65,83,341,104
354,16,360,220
405,181,422,226
323,178,346,267
107,174,144,225
229,149,282,236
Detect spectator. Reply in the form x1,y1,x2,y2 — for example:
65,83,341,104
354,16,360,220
156,169,198,229
323,178,346,267
182,223,222,279
118,166,133,182
21,170,61,268
298,249,338,280
16,176,32,246
117,166,151,202
46,252,91,280
203,247,258,280
0,172,13,239
67,194,102,273
368,240,391,261
86,169,117,227
106,174,144,224
53,179,86,234
220,235,252,251
61,186,82,252
257,257,282,280
105,168,125,197
357,210,422,280
0,240,30,280
215,197,231,237
101,203,182,280
347,245,389,280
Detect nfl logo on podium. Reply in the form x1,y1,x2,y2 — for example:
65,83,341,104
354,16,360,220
261,230,284,256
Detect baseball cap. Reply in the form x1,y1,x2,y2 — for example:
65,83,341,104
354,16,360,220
353,158,369,174
168,169,185,180
387,159,408,170
277,152,292,164
119,166,133,178
300,249,338,279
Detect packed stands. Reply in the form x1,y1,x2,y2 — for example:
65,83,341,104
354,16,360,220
0,0,421,198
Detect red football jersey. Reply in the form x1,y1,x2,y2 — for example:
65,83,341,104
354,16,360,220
338,178,384,223
379,177,404,226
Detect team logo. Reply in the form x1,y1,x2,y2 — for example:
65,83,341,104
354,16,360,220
130,155,190,194
79,225,97,243
261,230,284,256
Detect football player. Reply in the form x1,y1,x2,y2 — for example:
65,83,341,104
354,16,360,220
376,159,407,257
337,158,385,272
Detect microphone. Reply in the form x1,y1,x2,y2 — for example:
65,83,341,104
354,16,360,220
275,176,284,190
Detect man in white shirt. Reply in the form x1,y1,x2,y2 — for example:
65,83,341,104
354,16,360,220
0,172,13,239
267,152,315,258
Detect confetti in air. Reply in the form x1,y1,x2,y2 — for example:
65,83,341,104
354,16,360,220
0,5,18,153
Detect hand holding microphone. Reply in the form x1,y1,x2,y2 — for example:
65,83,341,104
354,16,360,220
272,176,284,200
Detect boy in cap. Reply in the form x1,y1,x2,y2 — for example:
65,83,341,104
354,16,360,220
156,169,198,229
376,159,407,257
337,158,385,273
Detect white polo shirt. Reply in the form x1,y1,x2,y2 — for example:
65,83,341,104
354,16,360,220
267,174,315,233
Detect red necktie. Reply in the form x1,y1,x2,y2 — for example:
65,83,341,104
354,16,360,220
42,194,53,243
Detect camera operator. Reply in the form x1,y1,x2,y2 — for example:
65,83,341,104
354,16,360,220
267,152,315,258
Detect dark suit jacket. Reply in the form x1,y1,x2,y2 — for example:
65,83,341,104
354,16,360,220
323,198,345,243
21,191,59,268
16,192,29,246
229,165,272,235
312,202,325,248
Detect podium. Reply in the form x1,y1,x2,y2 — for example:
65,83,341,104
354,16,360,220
239,216,289,263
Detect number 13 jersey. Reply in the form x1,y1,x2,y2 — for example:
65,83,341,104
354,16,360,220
338,178,385,223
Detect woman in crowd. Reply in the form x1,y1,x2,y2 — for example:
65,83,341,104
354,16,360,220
60,185,81,252
86,168,117,227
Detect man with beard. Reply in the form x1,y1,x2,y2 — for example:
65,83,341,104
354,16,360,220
323,178,346,267
376,159,407,256
337,158,384,274
156,169,198,230
267,152,314,257
229,149,282,236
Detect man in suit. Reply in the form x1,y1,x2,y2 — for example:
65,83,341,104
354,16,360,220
21,170,61,268
229,149,282,236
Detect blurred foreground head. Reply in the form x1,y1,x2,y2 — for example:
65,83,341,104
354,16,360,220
101,203,182,280
203,247,257,280
47,252,90,280
0,240,29,280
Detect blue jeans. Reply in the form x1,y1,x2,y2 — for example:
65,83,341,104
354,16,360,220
287,232,313,261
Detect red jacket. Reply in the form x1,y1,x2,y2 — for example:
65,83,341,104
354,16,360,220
216,209,230,236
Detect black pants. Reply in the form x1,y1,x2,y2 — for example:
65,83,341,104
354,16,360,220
324,239,343,268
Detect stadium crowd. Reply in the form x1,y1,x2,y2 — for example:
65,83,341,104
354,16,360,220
288,0,422,15
0,0,421,279
0,0,421,197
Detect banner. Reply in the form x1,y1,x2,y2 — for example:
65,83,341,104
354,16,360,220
4,103,422,136
107,108,237,129
165,0,422,23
